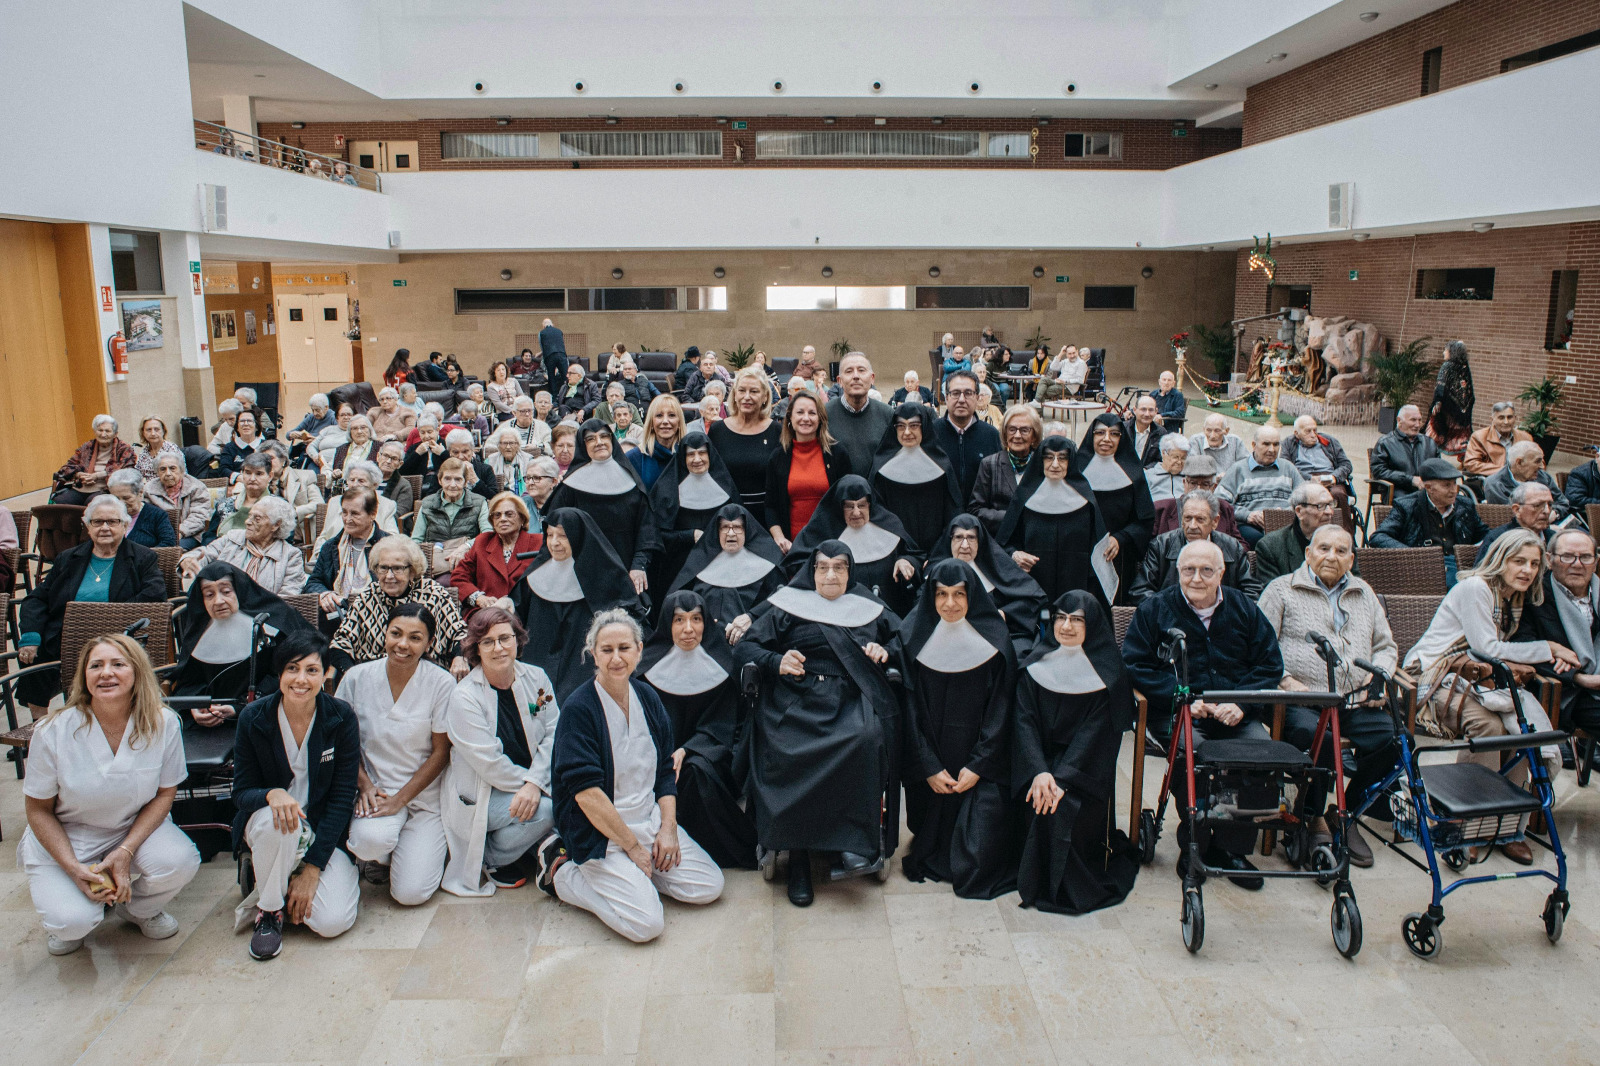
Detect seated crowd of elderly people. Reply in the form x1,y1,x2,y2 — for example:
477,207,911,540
11,353,1599,960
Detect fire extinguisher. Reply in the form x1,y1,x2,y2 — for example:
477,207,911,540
107,331,128,376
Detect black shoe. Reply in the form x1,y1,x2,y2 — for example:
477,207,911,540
787,850,814,907
534,832,567,899
828,850,883,882
489,857,530,889
360,860,390,885
249,908,284,961
1210,851,1265,890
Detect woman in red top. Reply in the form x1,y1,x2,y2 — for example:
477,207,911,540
449,492,543,614
383,349,412,388
763,393,852,552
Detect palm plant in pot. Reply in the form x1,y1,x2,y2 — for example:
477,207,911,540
1518,377,1563,461
1367,335,1433,434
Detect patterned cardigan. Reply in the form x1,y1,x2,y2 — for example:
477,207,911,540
330,576,467,667
53,438,138,492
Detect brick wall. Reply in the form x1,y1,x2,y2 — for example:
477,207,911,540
1243,0,1600,145
1231,222,1600,452
249,115,1240,172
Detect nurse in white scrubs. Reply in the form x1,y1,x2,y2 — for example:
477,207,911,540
21,634,200,955
338,603,455,905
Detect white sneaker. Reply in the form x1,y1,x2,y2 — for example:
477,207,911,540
114,904,180,940
47,934,84,956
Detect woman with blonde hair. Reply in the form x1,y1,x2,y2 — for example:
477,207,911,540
970,405,1042,534
133,416,184,480
21,635,201,955
708,365,782,513
630,394,686,489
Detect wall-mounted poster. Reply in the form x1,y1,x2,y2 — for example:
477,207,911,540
121,300,163,351
211,310,238,351
244,310,258,345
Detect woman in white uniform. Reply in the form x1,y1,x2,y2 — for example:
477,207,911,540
442,606,561,895
535,609,724,942
233,632,361,960
338,603,456,905
21,634,201,955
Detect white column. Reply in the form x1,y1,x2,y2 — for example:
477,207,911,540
86,224,123,382
221,94,258,151
161,231,210,370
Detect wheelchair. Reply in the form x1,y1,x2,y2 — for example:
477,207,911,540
1137,629,1361,957
162,695,242,863
1350,654,1570,959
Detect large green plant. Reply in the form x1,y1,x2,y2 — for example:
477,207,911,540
1517,377,1563,438
1189,322,1238,381
1367,335,1434,411
830,338,854,360
721,342,756,370
1023,326,1051,351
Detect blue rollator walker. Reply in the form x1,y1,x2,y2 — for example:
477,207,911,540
1349,651,1570,959
1139,628,1359,956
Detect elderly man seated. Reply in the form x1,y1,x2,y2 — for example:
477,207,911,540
1146,434,1191,503
305,487,389,634
1481,481,1559,557
1151,370,1186,434
1371,404,1439,499
1485,440,1570,516
1189,413,1247,473
1129,490,1259,604
1280,415,1354,532
1123,540,1286,888
1217,424,1304,548
1516,528,1600,750
1463,402,1534,481
1565,445,1600,509
1123,395,1167,468
1254,481,1338,584
1152,454,1247,548
1258,525,1398,867
1370,458,1488,586
890,371,933,406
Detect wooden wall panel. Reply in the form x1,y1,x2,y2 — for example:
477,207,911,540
0,219,80,497
51,223,113,444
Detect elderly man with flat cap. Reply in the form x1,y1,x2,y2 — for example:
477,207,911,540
1152,453,1246,549
1369,457,1488,587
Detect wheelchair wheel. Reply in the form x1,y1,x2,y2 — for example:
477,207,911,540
1578,738,1595,788
1138,810,1159,866
1331,894,1362,959
1402,912,1441,959
1442,849,1469,872
237,853,255,898
1310,844,1338,886
1181,887,1205,954
1543,893,1568,945
1282,826,1307,868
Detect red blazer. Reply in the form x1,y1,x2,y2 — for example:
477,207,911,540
449,529,543,607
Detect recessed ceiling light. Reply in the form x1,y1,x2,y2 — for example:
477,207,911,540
1203,83,1218,91
823,117,836,124
930,117,943,125
253,73,266,78
290,121,306,129
1269,52,1289,62
1352,233,1370,241
494,117,510,126
1472,222,1495,233
1359,11,1381,22
605,116,619,125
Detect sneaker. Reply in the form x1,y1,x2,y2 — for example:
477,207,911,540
249,908,284,961
47,934,84,956
488,860,529,889
114,903,179,940
360,860,391,886
533,833,567,899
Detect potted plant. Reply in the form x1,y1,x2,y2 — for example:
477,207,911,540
1190,322,1239,396
1023,326,1051,352
1518,377,1563,461
1366,335,1433,434
721,342,756,370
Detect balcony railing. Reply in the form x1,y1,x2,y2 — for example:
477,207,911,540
193,120,383,192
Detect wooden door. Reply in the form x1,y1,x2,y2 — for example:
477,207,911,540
276,294,319,382
310,295,352,380
386,141,419,172
0,220,80,496
349,141,382,172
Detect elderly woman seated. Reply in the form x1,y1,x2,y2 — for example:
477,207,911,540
180,495,306,596
370,387,417,442
329,535,469,678
133,417,185,480
217,410,266,476
16,495,166,719
314,460,400,548
484,426,534,495
401,414,450,496
145,452,213,550
107,469,176,548
327,415,378,483
213,453,274,537
451,492,542,614
311,404,355,471
52,413,138,505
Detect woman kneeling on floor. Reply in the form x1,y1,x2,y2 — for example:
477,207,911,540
233,632,361,959
537,609,724,942
21,635,201,955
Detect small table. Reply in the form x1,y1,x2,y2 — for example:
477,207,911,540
1040,399,1107,430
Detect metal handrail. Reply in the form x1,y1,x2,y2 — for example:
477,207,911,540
193,120,383,193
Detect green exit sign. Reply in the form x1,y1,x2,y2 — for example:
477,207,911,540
1055,275,1069,283
189,260,201,273
1349,269,1359,281
393,279,407,287
1172,127,1188,137
732,120,748,130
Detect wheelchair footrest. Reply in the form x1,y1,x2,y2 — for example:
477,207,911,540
1419,762,1543,819
1196,738,1310,771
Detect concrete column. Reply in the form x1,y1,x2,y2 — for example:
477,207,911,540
86,224,122,382
221,94,258,150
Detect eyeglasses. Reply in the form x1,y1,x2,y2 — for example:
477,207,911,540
477,633,518,649
1299,502,1339,512
1554,553,1597,566
87,518,122,527
1178,566,1221,579
1005,426,1033,436
945,388,976,399
374,564,411,576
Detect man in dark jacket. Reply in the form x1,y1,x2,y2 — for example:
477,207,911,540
611,359,660,410
409,351,450,386
674,345,702,393
1281,415,1355,531
554,364,600,419
826,352,896,478
1515,528,1600,736
1255,481,1339,585
1484,439,1571,517
1370,404,1439,499
932,370,1001,503
681,350,732,404
1369,459,1487,586
304,487,390,632
1151,371,1187,434
1122,394,1168,468
1122,539,1284,887
1480,481,1558,558
1565,452,1600,510
538,318,568,386
1129,491,1260,603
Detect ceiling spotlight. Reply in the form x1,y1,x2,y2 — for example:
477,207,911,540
1203,83,1218,91
1036,117,1050,125
823,117,836,125
821,266,833,278
1032,266,1045,278
290,121,306,129
931,117,944,125
1352,233,1370,241
928,266,941,278
1140,266,1154,279
1268,52,1289,62
716,117,728,124
605,116,619,125
494,116,510,126
1472,222,1495,233
1359,11,1381,22
500,269,513,281
713,266,725,278
611,267,624,279
870,80,883,93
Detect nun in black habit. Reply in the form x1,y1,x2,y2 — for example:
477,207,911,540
667,503,785,640
646,430,741,611
171,562,315,711
545,418,661,593
1078,413,1155,604
785,475,920,616
1014,590,1139,914
735,540,903,906
510,507,647,701
868,403,962,552
926,513,1048,659
637,590,759,869
900,559,1022,898
998,436,1120,609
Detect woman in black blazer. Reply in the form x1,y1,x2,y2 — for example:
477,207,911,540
232,632,361,960
763,393,852,552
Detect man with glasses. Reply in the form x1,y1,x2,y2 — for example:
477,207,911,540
1129,490,1260,604
932,369,1001,503
305,486,389,633
1152,454,1247,549
1123,539,1285,888
1369,458,1488,586
1123,395,1168,468
1480,480,1559,558
1516,528,1600,748
1254,481,1338,584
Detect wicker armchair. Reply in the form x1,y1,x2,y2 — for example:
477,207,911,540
1476,503,1514,529
1259,508,1294,533
1354,546,1447,596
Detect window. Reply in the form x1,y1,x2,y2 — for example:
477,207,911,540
1421,47,1442,95
560,131,721,158
287,308,303,322
1063,132,1121,159
1502,28,1600,72
323,307,339,321
568,287,679,311
441,132,542,159
914,286,1030,310
765,286,907,310
1415,268,1495,301
455,288,566,313
986,133,1030,158
109,229,163,294
394,154,410,169
1547,270,1579,349
756,131,981,158
1083,285,1136,310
